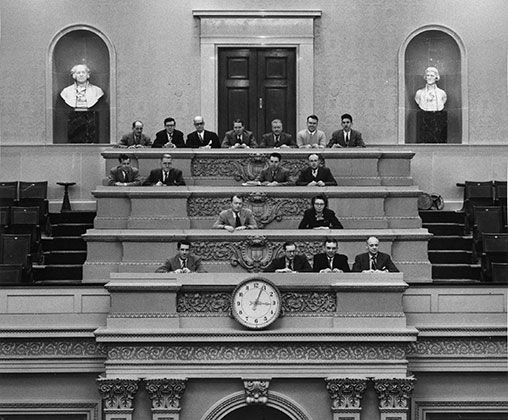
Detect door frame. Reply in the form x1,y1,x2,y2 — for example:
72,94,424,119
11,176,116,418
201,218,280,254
193,9,321,135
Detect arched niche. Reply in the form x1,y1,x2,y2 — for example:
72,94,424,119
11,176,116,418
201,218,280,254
47,25,116,144
399,26,467,144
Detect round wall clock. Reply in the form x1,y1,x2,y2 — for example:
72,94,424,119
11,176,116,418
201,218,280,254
231,278,282,329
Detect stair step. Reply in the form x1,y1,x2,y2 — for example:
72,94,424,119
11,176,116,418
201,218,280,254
44,250,87,265
424,223,464,236
33,265,83,281
432,264,481,280
49,211,96,224
428,236,472,250
52,236,87,251
419,210,465,224
51,224,92,236
428,250,473,264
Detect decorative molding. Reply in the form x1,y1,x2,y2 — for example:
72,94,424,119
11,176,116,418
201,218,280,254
0,339,106,358
413,400,508,420
177,292,232,313
97,378,139,410
108,343,406,361
243,379,270,405
406,337,507,357
0,402,99,420
282,292,336,312
325,378,367,409
373,378,416,410
334,312,405,318
145,378,187,409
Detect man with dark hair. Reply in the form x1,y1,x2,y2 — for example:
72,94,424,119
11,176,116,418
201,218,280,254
117,120,152,148
313,237,350,273
156,240,206,273
260,119,295,148
213,195,257,232
143,154,185,186
186,116,220,148
153,117,185,148
222,119,257,148
255,152,292,186
107,154,143,186
296,153,337,186
296,114,326,148
352,236,399,272
264,241,312,273
328,113,366,148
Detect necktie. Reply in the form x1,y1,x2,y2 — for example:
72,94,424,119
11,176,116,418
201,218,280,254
235,212,242,227
312,169,318,178
163,171,169,183
121,170,126,182
371,255,378,270
347,132,350,145
199,133,203,143
275,135,279,146
329,257,334,270
181,258,187,269
287,259,293,270
237,135,242,143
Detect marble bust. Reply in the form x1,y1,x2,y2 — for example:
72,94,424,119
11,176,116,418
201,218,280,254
60,64,104,109
414,66,447,111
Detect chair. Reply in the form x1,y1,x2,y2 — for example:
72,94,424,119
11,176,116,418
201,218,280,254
18,181,49,233
481,233,508,282
472,206,505,261
493,180,507,228
0,264,23,283
0,206,9,234
491,263,508,283
0,181,18,207
0,233,32,282
463,181,494,234
8,206,41,262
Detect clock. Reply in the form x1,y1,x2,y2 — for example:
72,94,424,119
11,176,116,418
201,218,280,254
231,278,282,329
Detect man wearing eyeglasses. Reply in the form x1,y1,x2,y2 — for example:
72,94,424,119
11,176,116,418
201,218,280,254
186,116,220,148
153,117,185,148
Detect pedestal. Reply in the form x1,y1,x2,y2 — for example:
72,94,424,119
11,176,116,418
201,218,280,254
416,110,447,143
57,182,76,212
67,110,98,143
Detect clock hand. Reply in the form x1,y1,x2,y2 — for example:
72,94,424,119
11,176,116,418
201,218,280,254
252,288,263,310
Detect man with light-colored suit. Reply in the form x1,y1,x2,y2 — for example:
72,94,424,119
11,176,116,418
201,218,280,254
213,195,257,232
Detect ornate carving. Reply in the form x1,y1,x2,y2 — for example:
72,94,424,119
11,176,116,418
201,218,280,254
177,292,231,312
282,292,336,312
188,197,231,216
97,378,139,410
108,343,406,361
406,338,507,356
373,378,415,410
145,378,187,409
244,379,270,405
325,378,367,409
0,339,106,357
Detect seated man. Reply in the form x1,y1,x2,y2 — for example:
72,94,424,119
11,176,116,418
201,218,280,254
352,236,399,272
116,120,152,148
260,119,295,148
222,119,257,148
107,154,142,186
313,237,350,273
296,154,337,186
255,152,291,186
143,154,185,186
296,114,326,148
264,241,312,273
155,240,206,273
186,116,220,148
213,195,257,232
327,113,366,148
152,117,185,148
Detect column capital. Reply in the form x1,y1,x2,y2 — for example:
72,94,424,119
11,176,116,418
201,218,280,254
243,379,270,405
97,377,139,410
373,378,416,410
325,378,368,410
145,378,188,410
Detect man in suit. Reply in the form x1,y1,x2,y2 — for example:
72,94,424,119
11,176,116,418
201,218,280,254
296,153,337,186
260,119,296,148
143,154,185,186
296,114,326,148
107,154,143,186
313,237,350,273
156,240,206,273
328,113,366,148
152,117,186,148
116,120,152,148
213,195,257,232
256,152,292,186
264,241,312,273
352,236,399,272
221,119,257,148
186,116,220,148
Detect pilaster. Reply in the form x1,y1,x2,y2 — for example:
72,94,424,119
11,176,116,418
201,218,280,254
97,377,140,420
145,378,187,420
325,378,367,420
373,378,416,420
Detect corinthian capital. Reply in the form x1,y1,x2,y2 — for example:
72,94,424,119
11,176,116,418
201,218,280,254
145,378,187,410
96,378,139,410
325,378,367,409
373,378,416,410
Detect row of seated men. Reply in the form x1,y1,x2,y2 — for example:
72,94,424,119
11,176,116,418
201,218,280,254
108,152,337,188
114,114,366,149
155,237,399,274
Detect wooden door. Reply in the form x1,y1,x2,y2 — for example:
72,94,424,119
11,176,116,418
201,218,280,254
218,48,296,141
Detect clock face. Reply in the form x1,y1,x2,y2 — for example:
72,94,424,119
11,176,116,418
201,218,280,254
232,278,281,329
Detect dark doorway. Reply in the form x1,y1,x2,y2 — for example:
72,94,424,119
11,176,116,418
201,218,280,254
222,405,292,420
218,48,296,142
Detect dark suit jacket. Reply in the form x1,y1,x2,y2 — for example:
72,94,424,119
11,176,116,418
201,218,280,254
107,165,142,186
143,168,185,186
117,132,152,148
155,254,206,273
298,208,343,229
256,166,291,185
213,208,257,229
263,255,312,272
152,129,185,148
186,130,220,148
259,132,296,148
296,167,337,186
352,251,399,272
313,253,350,272
222,130,257,148
328,129,365,148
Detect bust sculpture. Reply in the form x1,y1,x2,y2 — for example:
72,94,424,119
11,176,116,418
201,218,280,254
60,64,104,108
414,66,447,111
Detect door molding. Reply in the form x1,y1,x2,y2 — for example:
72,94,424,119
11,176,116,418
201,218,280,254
193,9,321,134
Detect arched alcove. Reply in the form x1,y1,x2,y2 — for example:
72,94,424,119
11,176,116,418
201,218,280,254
47,25,116,144
399,25,467,144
